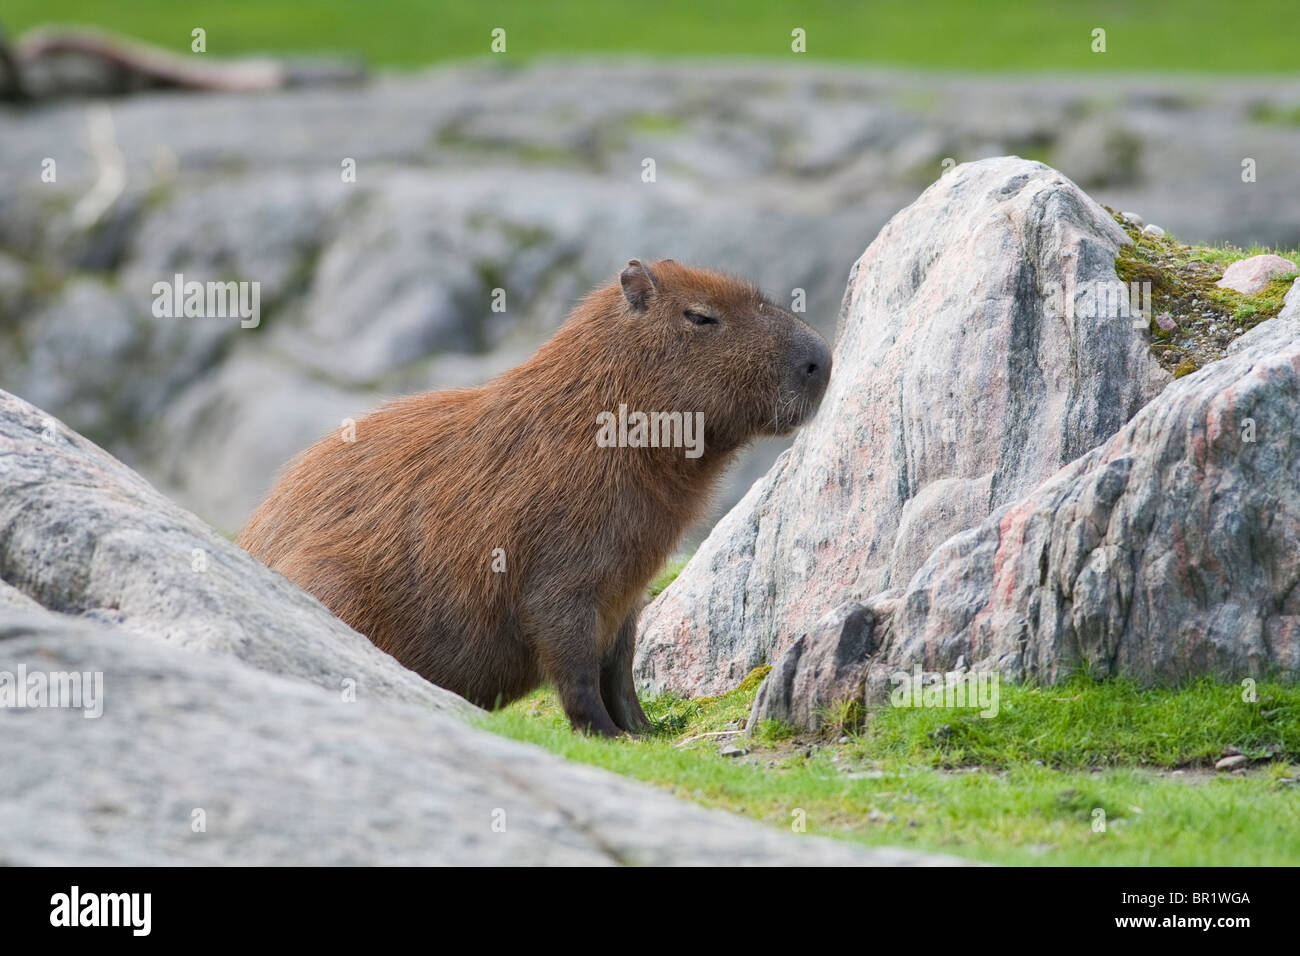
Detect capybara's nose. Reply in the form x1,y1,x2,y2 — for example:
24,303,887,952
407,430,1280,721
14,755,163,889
797,334,832,400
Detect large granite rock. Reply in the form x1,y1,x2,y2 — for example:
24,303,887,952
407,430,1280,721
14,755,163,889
862,314,1300,695
637,157,1168,697
752,328,1300,729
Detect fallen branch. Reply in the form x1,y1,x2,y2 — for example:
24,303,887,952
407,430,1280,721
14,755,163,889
0,24,365,100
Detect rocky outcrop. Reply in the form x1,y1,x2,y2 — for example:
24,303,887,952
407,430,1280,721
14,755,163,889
0,392,962,865
637,157,1168,697
1228,278,1300,356
865,329,1300,695
745,285,1300,729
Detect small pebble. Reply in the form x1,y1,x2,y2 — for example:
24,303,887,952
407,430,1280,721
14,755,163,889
1215,754,1248,771
1142,224,1166,237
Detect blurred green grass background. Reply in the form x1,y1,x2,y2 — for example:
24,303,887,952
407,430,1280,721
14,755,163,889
6,0,1298,72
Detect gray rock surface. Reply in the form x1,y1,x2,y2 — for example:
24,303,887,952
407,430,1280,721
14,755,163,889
748,598,893,732
866,333,1300,695
637,157,1168,697
0,610,966,865
3,62,1299,538
0,388,475,716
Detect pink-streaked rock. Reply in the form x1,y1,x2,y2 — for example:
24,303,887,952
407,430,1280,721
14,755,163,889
867,334,1300,697
634,157,1168,698
1216,254,1297,295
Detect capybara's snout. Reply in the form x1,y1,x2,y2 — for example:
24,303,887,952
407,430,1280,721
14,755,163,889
792,326,832,403
779,323,832,431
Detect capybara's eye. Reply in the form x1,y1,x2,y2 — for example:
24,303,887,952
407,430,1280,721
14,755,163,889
684,310,718,326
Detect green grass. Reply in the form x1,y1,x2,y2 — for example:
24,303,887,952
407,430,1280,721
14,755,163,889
646,556,687,598
1194,243,1300,268
6,0,1300,72
480,673,1300,865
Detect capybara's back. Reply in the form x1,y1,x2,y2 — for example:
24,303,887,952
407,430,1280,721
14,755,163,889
240,259,831,735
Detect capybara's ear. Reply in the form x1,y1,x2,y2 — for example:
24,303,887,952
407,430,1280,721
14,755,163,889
620,258,658,313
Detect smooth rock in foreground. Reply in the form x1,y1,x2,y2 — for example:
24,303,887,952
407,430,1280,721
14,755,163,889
0,609,967,865
0,389,474,716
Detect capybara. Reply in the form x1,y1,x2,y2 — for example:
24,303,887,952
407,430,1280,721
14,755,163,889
239,259,831,735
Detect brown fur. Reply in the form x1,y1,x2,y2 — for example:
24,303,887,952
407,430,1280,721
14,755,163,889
239,259,830,735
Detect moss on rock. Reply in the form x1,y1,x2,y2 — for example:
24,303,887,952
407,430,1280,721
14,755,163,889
1109,208,1297,377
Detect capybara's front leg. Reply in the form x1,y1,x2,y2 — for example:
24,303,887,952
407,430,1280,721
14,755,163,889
556,664,621,737
601,610,651,734
530,598,622,737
